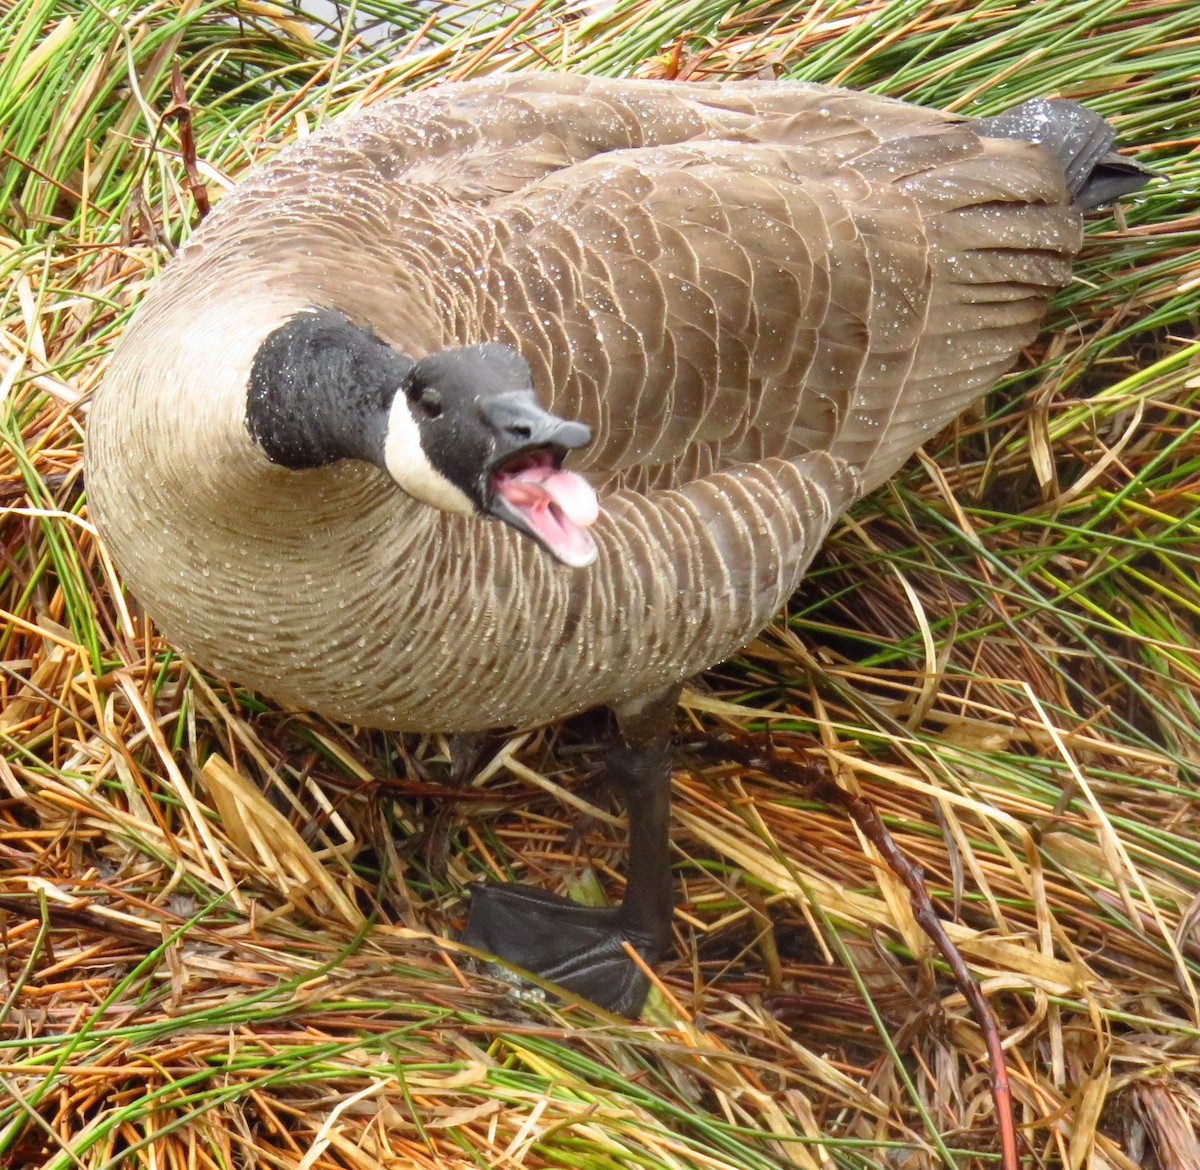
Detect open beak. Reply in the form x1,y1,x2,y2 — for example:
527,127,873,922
480,394,599,568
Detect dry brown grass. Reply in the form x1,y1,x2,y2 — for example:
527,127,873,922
1,1,1198,1167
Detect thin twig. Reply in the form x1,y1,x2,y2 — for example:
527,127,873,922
715,734,1020,1170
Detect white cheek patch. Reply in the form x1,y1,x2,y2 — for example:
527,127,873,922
383,395,477,517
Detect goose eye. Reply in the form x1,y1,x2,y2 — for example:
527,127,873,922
411,386,442,419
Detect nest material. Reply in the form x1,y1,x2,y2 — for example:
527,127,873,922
1,1,1198,1167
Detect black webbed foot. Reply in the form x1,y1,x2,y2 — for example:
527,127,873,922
462,882,661,1015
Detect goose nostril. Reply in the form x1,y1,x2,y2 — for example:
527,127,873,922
508,424,533,440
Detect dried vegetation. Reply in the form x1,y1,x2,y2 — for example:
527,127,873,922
0,1,1197,1167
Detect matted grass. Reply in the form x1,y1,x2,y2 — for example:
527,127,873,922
1,1,1198,1167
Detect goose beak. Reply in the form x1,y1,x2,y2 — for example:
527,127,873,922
481,395,599,568
479,393,592,451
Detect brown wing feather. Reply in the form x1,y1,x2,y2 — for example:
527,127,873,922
481,129,1075,492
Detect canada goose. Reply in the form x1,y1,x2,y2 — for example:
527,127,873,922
86,74,1147,1015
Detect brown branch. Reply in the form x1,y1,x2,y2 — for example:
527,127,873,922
713,734,1020,1170
166,63,211,220
0,149,84,202
0,469,83,507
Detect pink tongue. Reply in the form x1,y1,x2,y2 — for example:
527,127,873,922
505,467,598,527
539,469,599,528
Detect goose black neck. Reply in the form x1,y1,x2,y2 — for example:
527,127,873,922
247,308,414,470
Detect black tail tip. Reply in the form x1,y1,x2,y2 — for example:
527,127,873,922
977,97,1154,211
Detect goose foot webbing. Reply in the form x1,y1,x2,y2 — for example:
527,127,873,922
462,882,665,1015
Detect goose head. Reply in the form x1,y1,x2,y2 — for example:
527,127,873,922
246,308,599,567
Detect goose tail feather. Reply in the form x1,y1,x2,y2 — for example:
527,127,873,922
976,97,1153,210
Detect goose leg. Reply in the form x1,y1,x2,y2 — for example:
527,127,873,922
462,685,680,1015
446,731,494,786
